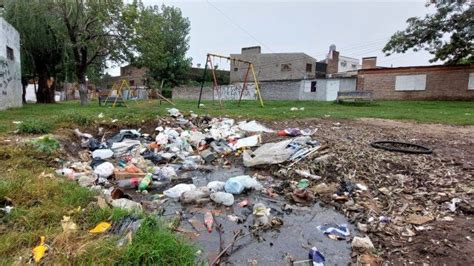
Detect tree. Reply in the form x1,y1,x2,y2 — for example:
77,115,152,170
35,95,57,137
130,4,191,88
52,0,131,105
383,0,473,64
4,0,66,103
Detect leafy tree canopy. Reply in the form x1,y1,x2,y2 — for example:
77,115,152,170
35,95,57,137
383,0,473,64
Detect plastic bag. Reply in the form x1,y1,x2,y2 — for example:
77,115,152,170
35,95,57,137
92,149,114,159
224,178,245,194
163,184,196,198
210,192,234,206
207,181,226,192
238,120,274,133
89,222,112,233
234,175,263,190
180,187,210,204
111,198,143,211
94,162,114,178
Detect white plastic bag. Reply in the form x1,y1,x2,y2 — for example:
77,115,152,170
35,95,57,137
92,149,114,159
94,162,114,178
210,192,234,206
207,181,226,192
163,184,196,198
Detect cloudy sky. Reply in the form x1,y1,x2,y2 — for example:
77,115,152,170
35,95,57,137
108,0,436,75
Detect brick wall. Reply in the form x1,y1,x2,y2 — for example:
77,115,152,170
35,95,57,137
357,65,474,100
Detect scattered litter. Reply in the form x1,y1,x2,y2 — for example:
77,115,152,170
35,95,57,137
238,120,274,133
89,222,112,234
317,224,350,240
308,247,325,266
61,216,78,232
210,192,234,206
32,236,48,263
207,181,225,192
92,149,114,159
204,211,214,233
94,162,115,178
253,203,270,226
294,169,321,180
407,214,434,225
164,184,197,198
111,198,143,211
447,198,461,212
352,236,374,250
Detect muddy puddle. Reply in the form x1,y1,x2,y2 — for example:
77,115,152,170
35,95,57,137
126,166,352,265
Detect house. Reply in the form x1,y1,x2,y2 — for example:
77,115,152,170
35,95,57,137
0,17,22,110
230,46,317,82
357,57,474,100
323,44,361,75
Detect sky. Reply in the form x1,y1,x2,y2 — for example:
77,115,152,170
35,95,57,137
107,0,436,75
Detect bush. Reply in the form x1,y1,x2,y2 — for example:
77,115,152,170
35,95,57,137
16,119,53,134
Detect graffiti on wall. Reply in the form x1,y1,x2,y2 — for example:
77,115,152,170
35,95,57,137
0,58,20,96
215,83,256,100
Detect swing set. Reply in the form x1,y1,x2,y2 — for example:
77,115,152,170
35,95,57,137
197,53,264,108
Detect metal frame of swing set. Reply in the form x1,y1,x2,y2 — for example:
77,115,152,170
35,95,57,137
197,53,264,108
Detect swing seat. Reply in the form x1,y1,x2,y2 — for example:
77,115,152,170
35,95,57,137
99,96,126,107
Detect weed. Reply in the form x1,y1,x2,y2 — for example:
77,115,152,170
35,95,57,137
16,119,53,134
28,135,60,154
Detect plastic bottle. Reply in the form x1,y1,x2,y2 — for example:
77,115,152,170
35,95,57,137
138,173,153,191
117,177,142,189
204,211,214,233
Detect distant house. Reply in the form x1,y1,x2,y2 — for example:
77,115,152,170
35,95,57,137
357,58,474,100
230,46,317,82
0,17,22,110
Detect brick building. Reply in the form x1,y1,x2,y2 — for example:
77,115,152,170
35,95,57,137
357,62,474,100
230,46,317,82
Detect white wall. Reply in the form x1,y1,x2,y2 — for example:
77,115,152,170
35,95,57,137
0,18,22,110
338,56,361,73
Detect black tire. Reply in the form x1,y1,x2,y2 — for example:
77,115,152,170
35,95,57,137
370,141,433,154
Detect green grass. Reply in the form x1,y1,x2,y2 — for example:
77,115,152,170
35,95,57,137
0,100,472,135
0,144,196,264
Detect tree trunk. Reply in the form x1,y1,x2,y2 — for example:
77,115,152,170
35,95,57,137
78,77,88,106
36,69,55,103
21,77,28,104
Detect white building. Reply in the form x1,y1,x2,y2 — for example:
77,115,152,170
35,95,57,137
0,17,22,110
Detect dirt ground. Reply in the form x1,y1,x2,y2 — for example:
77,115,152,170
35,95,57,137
261,117,474,264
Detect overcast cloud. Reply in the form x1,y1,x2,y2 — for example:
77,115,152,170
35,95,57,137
108,0,436,75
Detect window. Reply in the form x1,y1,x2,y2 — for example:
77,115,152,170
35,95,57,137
6,46,14,61
340,61,347,67
351,64,357,69
234,67,238,72
281,64,292,72
306,63,313,73
395,75,426,91
310,81,317,92
468,73,474,90
129,80,135,86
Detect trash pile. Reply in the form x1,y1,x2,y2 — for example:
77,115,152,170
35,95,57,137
57,108,341,264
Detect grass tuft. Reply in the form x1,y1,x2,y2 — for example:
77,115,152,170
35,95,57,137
117,217,197,265
16,119,53,134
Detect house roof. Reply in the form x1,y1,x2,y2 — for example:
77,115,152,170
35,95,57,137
358,64,473,74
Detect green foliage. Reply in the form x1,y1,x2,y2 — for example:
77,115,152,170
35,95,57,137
16,119,53,134
129,3,192,87
118,217,197,265
29,135,60,154
57,111,93,126
383,0,473,64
